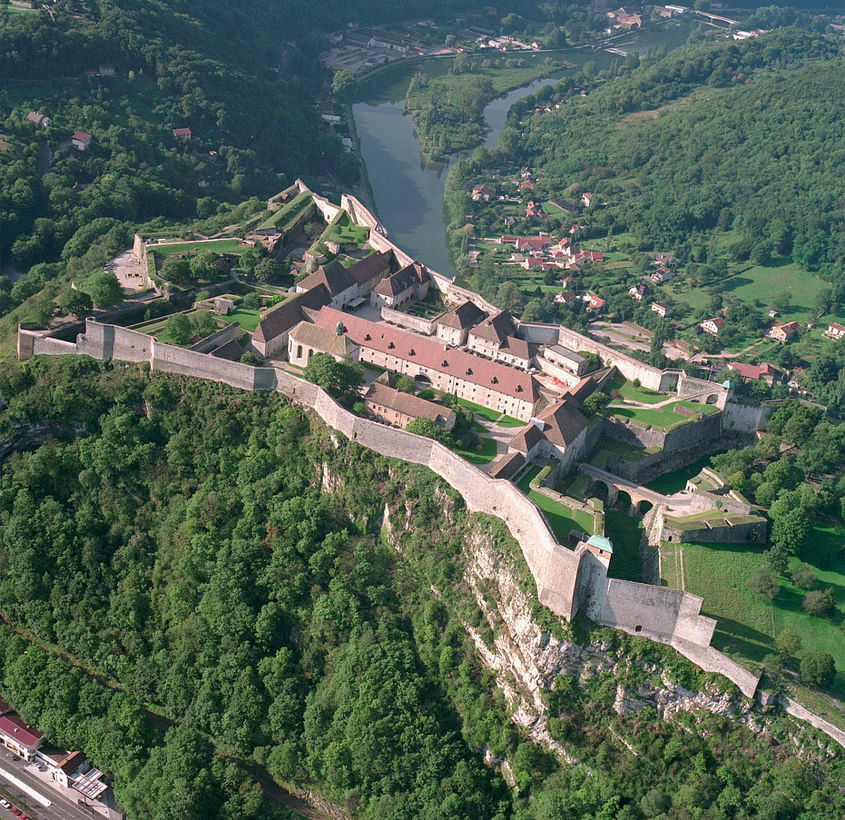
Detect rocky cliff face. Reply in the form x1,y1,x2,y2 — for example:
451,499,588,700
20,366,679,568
451,526,770,759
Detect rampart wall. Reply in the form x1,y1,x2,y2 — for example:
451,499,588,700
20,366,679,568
721,401,774,434
663,519,766,545
15,327,770,699
428,270,500,314
556,325,667,390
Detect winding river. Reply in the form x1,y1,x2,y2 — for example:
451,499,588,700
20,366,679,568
351,20,697,276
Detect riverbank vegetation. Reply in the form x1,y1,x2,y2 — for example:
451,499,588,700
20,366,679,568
2,359,844,816
405,53,571,160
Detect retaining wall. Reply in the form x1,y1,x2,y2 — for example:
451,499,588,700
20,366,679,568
663,518,766,545
381,306,436,335
190,322,241,354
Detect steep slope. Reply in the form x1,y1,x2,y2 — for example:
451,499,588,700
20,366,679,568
1,358,843,818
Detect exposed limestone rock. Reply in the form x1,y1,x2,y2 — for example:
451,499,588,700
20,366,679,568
458,525,769,761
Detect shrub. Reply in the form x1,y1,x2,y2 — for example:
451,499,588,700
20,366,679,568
800,652,835,689
802,589,835,617
747,568,778,601
791,563,816,590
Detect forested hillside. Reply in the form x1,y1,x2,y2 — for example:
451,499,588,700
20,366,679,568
0,0,488,330
507,28,845,282
0,359,843,818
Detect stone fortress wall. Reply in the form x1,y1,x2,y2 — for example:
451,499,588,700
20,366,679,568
18,319,760,697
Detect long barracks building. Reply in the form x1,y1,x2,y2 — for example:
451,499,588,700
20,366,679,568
313,307,541,421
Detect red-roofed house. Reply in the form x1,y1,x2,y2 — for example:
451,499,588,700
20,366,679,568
729,361,777,386
581,192,595,207
584,292,605,313
825,322,845,339
0,714,44,761
515,236,552,253
570,250,604,268
172,127,192,139
72,131,92,150
313,307,540,420
700,317,726,335
768,321,799,343
651,302,673,318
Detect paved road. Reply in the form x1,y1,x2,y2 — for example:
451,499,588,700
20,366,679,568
0,756,101,820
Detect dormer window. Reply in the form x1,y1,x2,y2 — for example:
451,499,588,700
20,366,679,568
517,385,523,392
466,368,473,375
491,376,498,384
365,333,371,341
409,348,415,356
388,341,395,349
442,360,448,367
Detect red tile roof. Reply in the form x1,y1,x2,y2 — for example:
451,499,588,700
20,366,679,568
0,714,44,748
729,362,776,380
72,130,92,142
315,307,538,402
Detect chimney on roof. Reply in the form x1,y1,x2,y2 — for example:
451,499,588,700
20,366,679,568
336,321,346,336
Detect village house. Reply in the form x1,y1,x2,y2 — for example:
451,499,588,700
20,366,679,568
824,321,845,339
570,250,604,268
0,712,44,761
71,130,92,150
526,200,545,219
768,321,799,343
471,184,495,201
172,127,192,139
554,291,576,306
729,361,777,386
362,380,456,431
287,320,360,368
26,111,51,129
98,64,115,76
700,317,726,336
649,266,675,284
581,192,595,208
515,236,552,253
629,283,650,302
654,252,676,267
651,302,673,318
313,307,540,420
370,261,430,310
584,291,605,313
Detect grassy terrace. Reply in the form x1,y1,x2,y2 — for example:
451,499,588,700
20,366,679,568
452,435,498,465
610,376,666,404
517,466,594,542
152,238,245,256
664,511,762,531
661,523,845,708
322,211,369,248
456,397,521,427
227,308,261,332
608,400,719,431
645,456,715,495
258,190,312,230
605,510,644,583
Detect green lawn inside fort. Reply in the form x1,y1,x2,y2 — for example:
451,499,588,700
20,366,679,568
518,466,594,542
227,308,261,332
605,510,644,584
660,523,845,708
452,434,498,465
607,400,719,431
645,456,715,495
321,211,370,248
152,238,245,256
610,376,666,405
258,190,313,230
